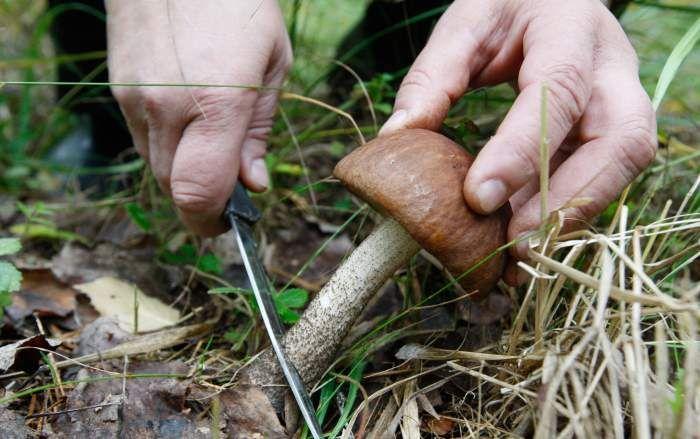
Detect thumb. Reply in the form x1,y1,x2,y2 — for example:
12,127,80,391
379,1,499,135
170,89,257,236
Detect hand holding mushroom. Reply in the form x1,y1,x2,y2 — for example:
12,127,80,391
381,0,657,284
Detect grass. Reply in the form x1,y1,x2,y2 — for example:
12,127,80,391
0,0,698,437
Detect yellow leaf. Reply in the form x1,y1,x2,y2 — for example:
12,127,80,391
73,277,180,333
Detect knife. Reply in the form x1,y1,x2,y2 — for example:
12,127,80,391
225,183,323,439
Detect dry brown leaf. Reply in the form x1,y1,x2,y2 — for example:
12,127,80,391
0,334,60,373
6,270,77,322
426,417,455,436
219,385,287,438
73,277,179,333
52,361,207,438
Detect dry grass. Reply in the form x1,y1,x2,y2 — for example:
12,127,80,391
341,172,699,437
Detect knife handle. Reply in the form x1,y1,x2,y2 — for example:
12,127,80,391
225,182,262,225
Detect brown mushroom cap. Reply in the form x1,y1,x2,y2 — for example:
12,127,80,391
333,128,508,298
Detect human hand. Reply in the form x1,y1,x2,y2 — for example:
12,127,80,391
106,0,291,236
380,0,657,284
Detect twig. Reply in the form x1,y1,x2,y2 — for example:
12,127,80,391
25,401,123,419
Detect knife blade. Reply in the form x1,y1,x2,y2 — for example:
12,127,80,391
225,183,323,439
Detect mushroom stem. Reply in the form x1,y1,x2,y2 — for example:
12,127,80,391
242,218,420,407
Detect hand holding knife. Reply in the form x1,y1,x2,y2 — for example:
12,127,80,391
225,183,323,439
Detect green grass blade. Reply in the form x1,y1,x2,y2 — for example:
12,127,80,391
652,16,700,111
329,361,367,438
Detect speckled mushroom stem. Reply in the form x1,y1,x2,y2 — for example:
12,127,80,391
242,218,420,408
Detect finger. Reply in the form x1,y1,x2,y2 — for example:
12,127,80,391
238,55,290,192
238,134,269,193
380,1,514,134
464,1,598,215
508,67,656,257
170,88,258,236
508,146,572,212
143,89,188,195
111,86,150,159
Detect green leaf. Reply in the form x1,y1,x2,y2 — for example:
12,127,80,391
333,197,354,212
373,102,392,115
162,244,222,275
670,369,685,416
9,223,88,244
224,329,246,344
276,304,301,324
273,162,303,176
0,291,12,319
653,16,700,111
124,202,153,232
16,201,51,220
329,141,345,158
0,238,21,256
276,288,309,309
161,244,197,265
0,261,22,293
197,253,222,275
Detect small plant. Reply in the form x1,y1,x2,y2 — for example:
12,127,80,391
11,201,86,243
210,286,309,324
0,237,22,318
161,243,223,275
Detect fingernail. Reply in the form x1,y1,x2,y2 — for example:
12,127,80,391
474,179,507,213
379,109,407,135
250,158,269,191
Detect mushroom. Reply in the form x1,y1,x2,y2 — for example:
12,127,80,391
244,129,508,407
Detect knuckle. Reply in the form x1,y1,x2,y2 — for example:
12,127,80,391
616,113,657,177
502,133,541,179
247,123,272,144
544,62,590,124
398,67,453,112
401,68,434,93
171,177,225,214
141,89,175,119
111,86,137,105
186,88,256,125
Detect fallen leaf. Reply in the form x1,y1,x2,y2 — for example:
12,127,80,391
0,334,61,373
6,270,77,322
73,277,180,333
426,417,454,436
73,317,132,357
219,385,287,438
51,361,208,438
